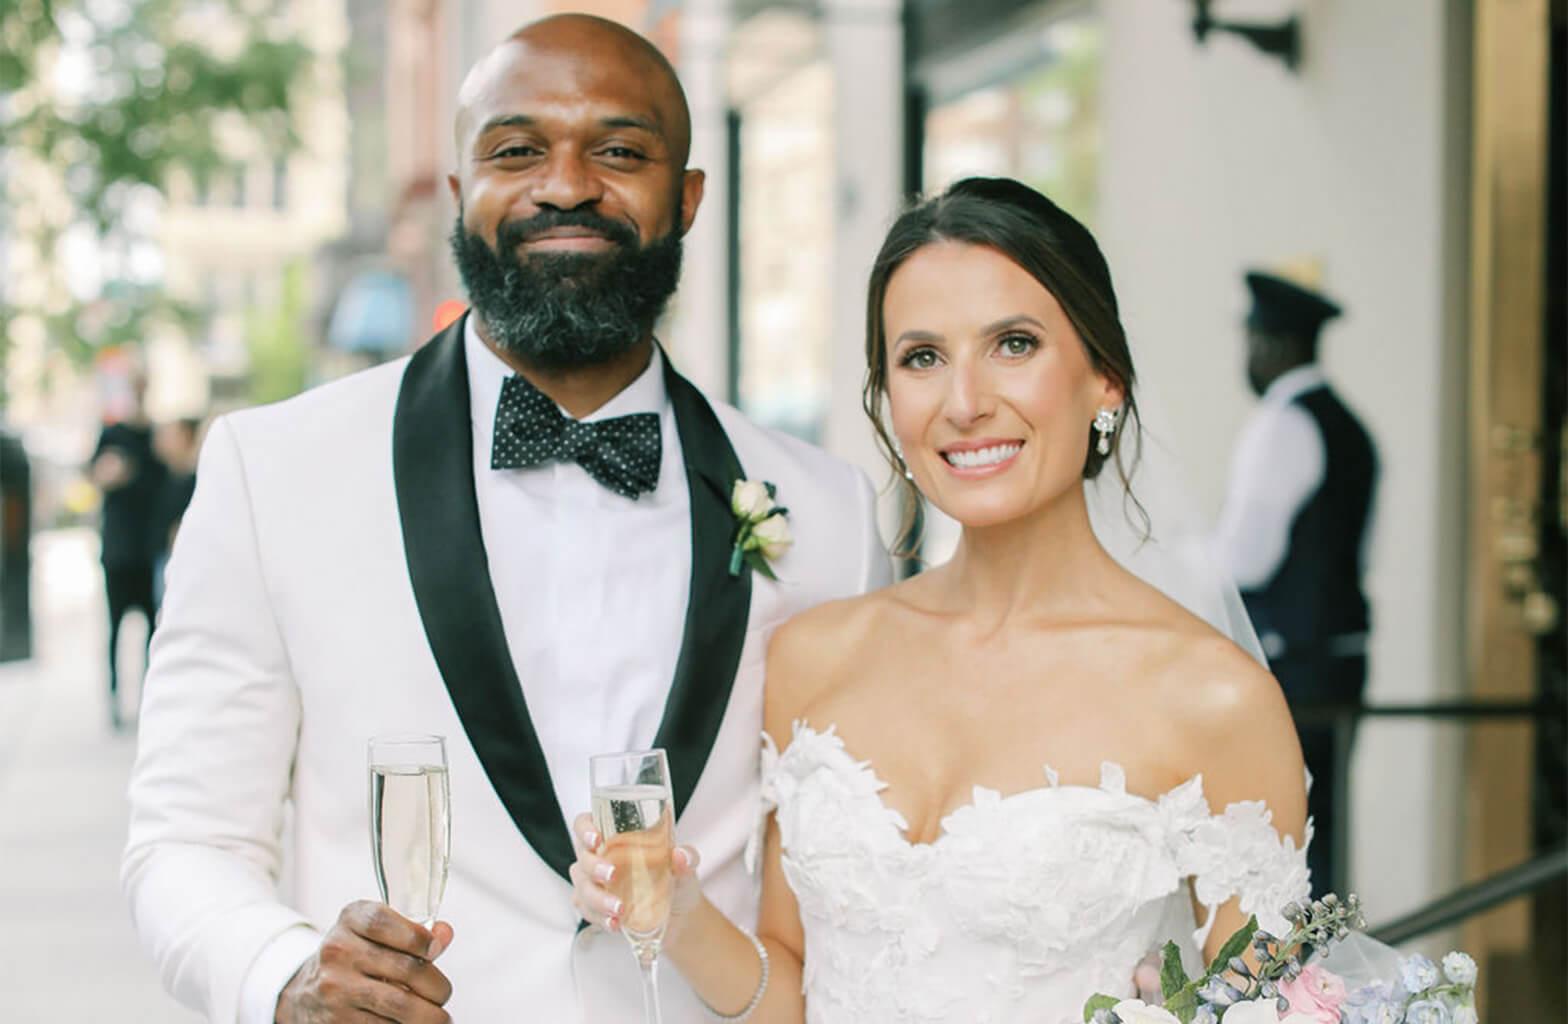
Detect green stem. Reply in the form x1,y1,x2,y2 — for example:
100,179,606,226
1402,983,1472,1011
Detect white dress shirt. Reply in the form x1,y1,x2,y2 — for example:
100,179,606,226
238,322,691,1024
466,318,691,821
1212,364,1329,590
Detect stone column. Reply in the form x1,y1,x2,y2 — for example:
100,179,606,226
822,0,905,491
665,0,732,399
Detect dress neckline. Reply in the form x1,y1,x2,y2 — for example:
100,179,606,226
779,720,1210,853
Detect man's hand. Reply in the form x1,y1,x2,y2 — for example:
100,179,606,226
276,901,455,1023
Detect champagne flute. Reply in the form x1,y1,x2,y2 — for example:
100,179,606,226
590,749,675,1024
368,734,451,928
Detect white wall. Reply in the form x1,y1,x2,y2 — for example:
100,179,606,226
1096,0,1468,926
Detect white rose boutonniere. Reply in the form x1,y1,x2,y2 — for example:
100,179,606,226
729,479,791,580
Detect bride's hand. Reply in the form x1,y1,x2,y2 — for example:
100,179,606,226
569,813,704,941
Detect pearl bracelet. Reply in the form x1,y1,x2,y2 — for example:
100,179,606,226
705,929,769,1021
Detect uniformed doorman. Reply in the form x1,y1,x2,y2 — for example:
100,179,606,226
1214,270,1378,895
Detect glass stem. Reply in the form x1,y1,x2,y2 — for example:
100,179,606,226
637,952,664,1024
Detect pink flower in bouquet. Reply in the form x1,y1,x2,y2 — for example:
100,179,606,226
1277,964,1348,1023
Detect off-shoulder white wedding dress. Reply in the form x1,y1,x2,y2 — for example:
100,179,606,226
755,723,1312,1024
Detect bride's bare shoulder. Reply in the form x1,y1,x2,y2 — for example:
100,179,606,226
1114,577,1288,734
1161,633,1288,726
1144,624,1304,797
1135,611,1292,740
763,580,915,730
768,585,903,676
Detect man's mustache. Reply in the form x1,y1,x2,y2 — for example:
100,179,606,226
495,210,639,253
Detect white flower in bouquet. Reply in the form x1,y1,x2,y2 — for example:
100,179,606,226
1399,955,1441,993
1403,998,1453,1024
1440,951,1476,987
1110,999,1181,1024
1217,1000,1275,1024
1450,1004,1478,1024
731,479,775,521
1217,999,1322,1024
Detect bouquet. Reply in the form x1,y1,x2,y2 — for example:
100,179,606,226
1084,894,1479,1024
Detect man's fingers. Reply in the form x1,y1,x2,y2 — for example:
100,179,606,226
352,974,451,1024
344,1011,398,1024
344,900,438,957
430,921,454,959
357,944,454,1006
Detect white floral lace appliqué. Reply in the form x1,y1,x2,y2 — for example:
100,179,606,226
753,723,1312,1024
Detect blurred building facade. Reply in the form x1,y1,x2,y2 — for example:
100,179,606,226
0,0,354,525
155,0,351,415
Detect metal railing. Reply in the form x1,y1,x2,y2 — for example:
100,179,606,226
1369,845,1568,945
1291,697,1561,943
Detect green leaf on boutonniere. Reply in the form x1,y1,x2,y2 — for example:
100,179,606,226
1082,994,1118,1021
744,549,780,581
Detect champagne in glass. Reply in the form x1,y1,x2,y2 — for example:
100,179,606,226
590,749,674,1024
368,734,451,928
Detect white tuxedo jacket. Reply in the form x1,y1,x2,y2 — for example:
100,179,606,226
123,322,891,1022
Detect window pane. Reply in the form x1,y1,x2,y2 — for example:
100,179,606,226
735,60,834,444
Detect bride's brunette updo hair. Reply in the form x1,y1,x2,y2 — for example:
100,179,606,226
862,176,1144,553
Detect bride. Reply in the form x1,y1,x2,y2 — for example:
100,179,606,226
572,177,1312,1022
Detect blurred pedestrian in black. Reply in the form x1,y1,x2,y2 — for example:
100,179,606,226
151,417,203,606
89,373,168,730
1214,270,1379,896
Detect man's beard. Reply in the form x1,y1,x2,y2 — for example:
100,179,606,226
450,207,683,370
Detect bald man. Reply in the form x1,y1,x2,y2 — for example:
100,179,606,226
123,17,890,1023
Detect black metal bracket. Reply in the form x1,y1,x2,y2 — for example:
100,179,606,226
1191,0,1301,72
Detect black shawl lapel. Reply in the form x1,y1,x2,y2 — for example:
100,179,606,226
393,319,575,879
655,357,753,819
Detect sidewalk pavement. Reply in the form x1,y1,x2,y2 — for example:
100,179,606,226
0,528,200,1021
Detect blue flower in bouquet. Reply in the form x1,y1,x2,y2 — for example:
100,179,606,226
1399,954,1441,993
1196,976,1243,1007
1404,998,1452,1024
1340,983,1400,1024
1344,1002,1402,1024
1440,951,1477,987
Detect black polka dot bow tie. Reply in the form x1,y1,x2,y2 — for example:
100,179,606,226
491,373,662,499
